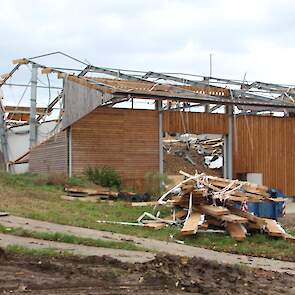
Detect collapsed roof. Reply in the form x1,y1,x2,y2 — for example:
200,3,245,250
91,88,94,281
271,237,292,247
1,51,295,127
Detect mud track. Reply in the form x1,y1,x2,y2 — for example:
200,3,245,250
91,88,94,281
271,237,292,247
0,249,294,295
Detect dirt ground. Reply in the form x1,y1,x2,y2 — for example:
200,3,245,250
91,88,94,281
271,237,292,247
0,250,294,295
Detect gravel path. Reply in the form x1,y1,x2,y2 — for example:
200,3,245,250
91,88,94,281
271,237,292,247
1,215,295,274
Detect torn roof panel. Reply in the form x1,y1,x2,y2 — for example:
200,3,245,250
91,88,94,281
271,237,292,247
61,74,295,111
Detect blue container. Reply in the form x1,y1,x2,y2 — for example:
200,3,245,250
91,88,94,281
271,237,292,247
234,188,286,220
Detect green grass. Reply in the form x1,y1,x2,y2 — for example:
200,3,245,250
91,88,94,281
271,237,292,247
179,232,295,259
0,172,294,261
6,245,73,257
0,171,64,192
0,225,145,251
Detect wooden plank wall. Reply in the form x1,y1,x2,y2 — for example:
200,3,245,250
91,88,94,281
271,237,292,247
234,115,295,196
27,107,295,195
71,108,159,191
163,111,228,134
162,110,295,195
29,131,68,175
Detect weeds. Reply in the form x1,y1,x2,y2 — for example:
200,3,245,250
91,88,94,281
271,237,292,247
144,172,171,197
84,166,122,190
66,176,89,187
6,245,73,256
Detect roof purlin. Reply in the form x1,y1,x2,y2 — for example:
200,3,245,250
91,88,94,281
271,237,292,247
111,89,295,110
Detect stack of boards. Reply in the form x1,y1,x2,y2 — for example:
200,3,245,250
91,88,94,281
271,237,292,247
63,185,118,200
138,171,294,242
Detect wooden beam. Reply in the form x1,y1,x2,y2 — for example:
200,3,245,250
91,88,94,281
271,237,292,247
12,58,29,65
226,222,246,241
228,206,265,226
199,205,229,217
263,218,285,237
0,73,10,80
41,67,54,74
144,222,166,230
181,212,202,235
58,74,114,94
219,214,248,223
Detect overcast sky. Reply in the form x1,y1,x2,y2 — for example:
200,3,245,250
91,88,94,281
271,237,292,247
1,0,295,106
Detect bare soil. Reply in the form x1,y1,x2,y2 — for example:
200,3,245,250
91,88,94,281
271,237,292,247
0,249,294,295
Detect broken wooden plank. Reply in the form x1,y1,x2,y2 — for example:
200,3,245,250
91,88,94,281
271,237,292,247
144,222,166,230
12,58,29,65
64,185,118,197
284,233,295,244
227,206,266,226
226,222,246,241
206,216,224,227
199,205,229,217
247,221,263,231
219,214,248,223
131,201,158,207
181,212,202,236
208,177,269,196
263,218,285,237
41,67,53,74
163,209,187,221
192,189,207,197
230,190,264,201
199,221,209,230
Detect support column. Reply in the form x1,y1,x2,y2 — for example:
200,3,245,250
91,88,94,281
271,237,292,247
156,100,164,174
224,105,234,179
0,105,9,170
29,64,38,148
67,126,72,177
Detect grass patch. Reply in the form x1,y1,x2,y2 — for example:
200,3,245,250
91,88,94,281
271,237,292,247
178,232,295,260
0,172,294,261
0,225,145,252
0,171,64,192
6,245,73,257
66,176,90,187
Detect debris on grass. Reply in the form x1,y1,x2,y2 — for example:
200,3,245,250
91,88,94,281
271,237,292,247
99,170,295,243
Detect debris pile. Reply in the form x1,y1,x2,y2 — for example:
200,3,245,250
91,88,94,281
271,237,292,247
138,171,295,242
193,137,223,156
164,136,222,176
194,137,223,169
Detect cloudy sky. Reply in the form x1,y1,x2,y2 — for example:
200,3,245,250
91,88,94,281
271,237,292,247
1,0,295,106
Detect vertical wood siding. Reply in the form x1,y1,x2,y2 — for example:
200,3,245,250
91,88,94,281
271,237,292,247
28,107,295,196
163,111,228,134
71,108,159,190
29,131,68,175
234,115,295,196
163,111,295,195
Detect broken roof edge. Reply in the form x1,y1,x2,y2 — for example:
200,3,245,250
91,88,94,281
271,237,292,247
5,53,295,114
59,74,295,110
